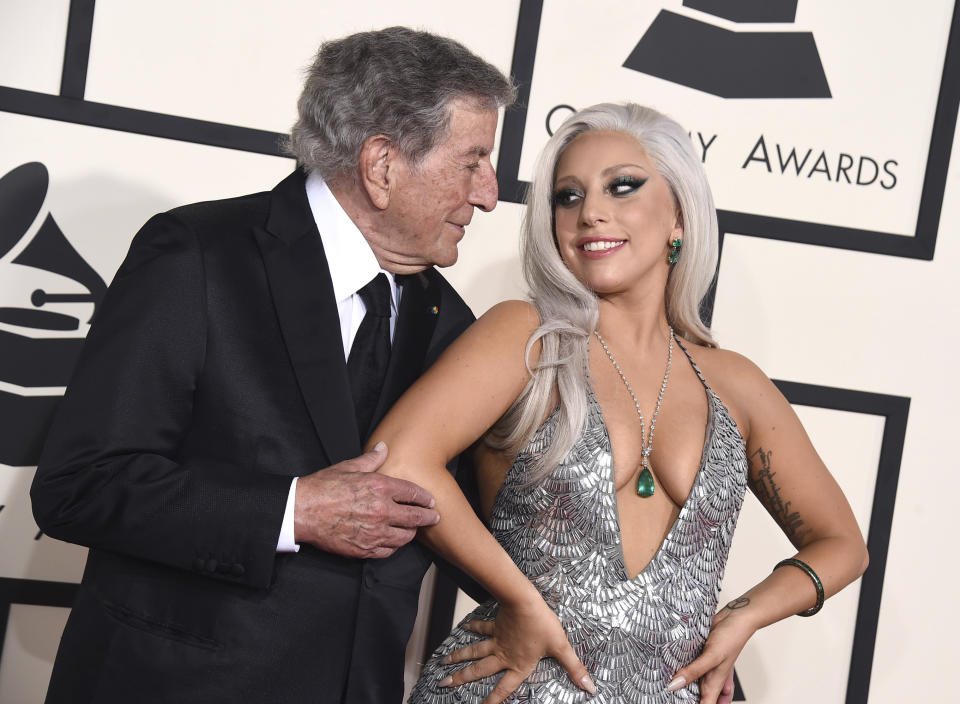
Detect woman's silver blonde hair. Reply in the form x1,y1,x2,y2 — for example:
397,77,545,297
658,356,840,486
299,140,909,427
488,103,718,482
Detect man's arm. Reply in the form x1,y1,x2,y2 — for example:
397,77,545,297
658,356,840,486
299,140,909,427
31,213,291,588
31,210,441,585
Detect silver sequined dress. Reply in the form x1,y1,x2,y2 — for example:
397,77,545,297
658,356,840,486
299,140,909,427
410,341,748,703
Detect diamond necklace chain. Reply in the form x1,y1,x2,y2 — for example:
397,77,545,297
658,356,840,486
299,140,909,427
593,327,675,497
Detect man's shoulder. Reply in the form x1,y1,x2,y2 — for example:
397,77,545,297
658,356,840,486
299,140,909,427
164,189,272,234
421,268,473,323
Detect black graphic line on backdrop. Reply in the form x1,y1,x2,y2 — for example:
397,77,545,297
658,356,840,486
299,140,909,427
915,5,960,262
495,0,545,207
494,0,960,261
60,0,96,99
0,578,78,671
0,86,288,158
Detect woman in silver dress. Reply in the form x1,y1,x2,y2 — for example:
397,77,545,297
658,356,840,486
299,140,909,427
370,103,869,703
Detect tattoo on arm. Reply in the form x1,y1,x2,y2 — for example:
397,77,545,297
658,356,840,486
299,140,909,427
748,447,811,545
726,597,750,610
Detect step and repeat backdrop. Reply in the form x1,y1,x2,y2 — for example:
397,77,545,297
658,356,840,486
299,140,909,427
1,1,957,702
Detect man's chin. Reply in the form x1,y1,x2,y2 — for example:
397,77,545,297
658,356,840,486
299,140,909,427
390,247,458,272
428,245,460,269
434,253,459,268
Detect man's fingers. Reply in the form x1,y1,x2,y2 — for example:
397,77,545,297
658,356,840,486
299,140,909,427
481,670,525,704
366,546,396,559
384,474,436,509
552,642,596,695
350,442,388,472
296,445,441,557
377,526,419,549
388,503,440,529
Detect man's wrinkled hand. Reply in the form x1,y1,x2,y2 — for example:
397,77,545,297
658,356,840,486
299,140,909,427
293,442,439,558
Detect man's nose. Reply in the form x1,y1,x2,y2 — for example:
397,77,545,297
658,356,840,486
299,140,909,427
469,162,499,212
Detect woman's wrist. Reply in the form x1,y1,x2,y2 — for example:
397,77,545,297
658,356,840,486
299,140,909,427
716,595,763,634
494,578,545,611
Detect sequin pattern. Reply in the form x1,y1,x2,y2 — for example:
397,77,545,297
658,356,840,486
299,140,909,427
409,342,748,703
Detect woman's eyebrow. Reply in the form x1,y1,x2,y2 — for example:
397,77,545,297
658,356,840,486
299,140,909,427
601,163,645,176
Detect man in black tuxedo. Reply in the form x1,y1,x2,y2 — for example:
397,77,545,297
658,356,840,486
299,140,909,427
31,27,514,704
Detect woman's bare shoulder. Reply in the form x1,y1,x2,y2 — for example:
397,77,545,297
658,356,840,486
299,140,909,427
681,341,769,387
475,299,541,330
463,299,543,359
679,341,777,437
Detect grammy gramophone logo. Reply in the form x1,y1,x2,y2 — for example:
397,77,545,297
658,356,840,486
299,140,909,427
0,162,106,467
624,0,831,99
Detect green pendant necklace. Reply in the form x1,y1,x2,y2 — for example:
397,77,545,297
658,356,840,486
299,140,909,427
593,327,674,498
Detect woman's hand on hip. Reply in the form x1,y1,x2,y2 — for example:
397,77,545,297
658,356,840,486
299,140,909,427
437,597,595,704
667,602,755,704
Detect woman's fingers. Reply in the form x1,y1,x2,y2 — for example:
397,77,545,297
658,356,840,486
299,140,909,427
439,655,503,688
442,600,596,699
667,648,724,698
550,640,596,694
717,668,735,704
462,619,495,636
481,669,526,704
698,667,734,704
442,638,495,665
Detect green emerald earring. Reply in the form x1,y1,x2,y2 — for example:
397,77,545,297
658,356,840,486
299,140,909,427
667,238,682,264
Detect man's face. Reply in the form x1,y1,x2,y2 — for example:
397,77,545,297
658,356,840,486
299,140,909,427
381,99,499,269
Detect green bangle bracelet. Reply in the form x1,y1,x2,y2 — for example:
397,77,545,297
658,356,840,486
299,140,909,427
773,557,824,617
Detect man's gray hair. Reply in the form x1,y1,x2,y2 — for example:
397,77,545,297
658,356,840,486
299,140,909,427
289,27,515,181
488,103,719,484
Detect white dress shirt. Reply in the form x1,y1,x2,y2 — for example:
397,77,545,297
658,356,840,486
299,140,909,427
276,172,401,552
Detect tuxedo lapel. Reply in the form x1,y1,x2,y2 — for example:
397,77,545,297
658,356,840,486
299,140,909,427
369,271,441,432
254,170,362,465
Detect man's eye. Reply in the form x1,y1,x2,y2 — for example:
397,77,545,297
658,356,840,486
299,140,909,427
552,189,582,207
609,176,645,195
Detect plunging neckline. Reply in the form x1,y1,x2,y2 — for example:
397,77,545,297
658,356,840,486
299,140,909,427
588,380,715,583
490,338,745,585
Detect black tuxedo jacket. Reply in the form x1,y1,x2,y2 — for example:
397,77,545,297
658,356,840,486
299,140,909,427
31,170,476,703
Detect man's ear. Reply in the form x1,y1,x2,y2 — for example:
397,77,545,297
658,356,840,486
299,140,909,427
359,135,395,210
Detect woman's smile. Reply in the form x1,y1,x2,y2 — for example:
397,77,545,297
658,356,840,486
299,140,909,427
578,238,627,257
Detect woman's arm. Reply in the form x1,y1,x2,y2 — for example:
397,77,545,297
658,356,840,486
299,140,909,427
670,352,869,703
368,300,595,704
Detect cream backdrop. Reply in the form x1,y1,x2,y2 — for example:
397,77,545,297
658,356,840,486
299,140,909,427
0,1,957,703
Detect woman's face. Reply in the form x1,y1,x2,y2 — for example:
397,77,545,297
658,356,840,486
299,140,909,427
553,130,680,297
